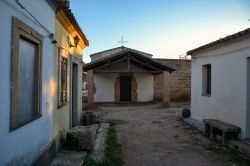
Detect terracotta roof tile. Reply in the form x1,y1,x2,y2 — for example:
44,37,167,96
55,0,89,46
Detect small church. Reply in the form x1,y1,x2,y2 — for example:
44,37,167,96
83,46,191,108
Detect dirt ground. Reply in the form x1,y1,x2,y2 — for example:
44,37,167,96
94,103,249,166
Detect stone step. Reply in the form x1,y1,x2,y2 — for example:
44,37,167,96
56,150,86,158
50,150,87,166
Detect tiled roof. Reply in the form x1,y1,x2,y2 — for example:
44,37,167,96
83,49,174,72
187,28,250,55
90,46,153,57
55,0,89,46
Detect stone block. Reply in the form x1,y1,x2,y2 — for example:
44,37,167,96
65,125,99,152
81,111,96,126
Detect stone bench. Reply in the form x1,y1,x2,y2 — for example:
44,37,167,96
203,119,241,144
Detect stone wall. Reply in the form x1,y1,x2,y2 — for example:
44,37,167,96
153,59,191,102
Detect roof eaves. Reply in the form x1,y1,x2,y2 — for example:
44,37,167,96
84,50,175,72
55,0,89,46
83,50,127,70
187,28,250,55
89,46,124,57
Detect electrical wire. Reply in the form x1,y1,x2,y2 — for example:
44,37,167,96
15,0,54,39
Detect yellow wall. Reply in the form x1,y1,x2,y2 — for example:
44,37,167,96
53,16,87,150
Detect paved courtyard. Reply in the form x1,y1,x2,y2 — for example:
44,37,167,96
95,103,249,166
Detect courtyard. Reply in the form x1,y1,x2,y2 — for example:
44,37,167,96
94,103,250,166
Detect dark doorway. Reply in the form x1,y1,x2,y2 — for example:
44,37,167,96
120,76,131,102
71,62,78,128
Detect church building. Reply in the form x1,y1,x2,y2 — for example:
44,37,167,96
83,46,175,108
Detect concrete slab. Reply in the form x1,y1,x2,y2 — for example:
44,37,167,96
183,117,204,131
91,123,110,162
50,150,87,166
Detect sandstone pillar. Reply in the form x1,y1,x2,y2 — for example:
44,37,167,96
162,71,171,107
114,77,120,102
87,70,94,109
131,76,137,103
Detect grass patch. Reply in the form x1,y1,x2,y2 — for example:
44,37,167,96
83,124,123,166
205,141,250,165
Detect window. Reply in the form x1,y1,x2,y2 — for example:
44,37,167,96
61,57,68,104
57,48,68,107
202,64,211,96
11,17,43,130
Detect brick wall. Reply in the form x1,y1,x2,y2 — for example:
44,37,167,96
153,59,191,102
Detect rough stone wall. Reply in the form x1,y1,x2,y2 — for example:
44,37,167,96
153,59,191,102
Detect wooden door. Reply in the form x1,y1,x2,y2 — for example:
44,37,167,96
120,76,131,102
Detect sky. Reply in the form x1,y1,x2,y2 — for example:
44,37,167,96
70,0,250,63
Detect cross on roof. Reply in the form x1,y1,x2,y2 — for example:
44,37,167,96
117,36,128,46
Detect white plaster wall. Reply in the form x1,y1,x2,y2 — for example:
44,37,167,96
191,37,250,138
0,0,55,165
135,73,154,102
94,73,153,102
94,73,118,102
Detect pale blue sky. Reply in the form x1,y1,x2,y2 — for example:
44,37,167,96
70,0,250,62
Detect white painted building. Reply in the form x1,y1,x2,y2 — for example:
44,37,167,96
83,47,174,108
93,72,154,102
187,28,250,139
0,0,56,165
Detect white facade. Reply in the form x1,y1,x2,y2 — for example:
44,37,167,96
191,37,250,138
0,0,55,165
93,73,154,102
94,73,119,102
134,73,154,102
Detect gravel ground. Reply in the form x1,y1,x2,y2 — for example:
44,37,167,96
94,103,247,166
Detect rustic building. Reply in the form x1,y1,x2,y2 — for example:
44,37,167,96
83,47,192,108
53,0,89,152
0,0,88,165
83,47,175,108
0,0,56,165
187,28,250,139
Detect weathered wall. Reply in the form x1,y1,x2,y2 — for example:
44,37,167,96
0,0,55,165
53,18,85,150
94,73,119,102
153,59,191,101
191,37,250,138
93,73,153,102
134,73,154,102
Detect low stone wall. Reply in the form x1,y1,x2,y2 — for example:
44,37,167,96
153,59,191,102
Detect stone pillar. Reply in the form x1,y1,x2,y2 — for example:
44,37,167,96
162,71,171,107
131,76,137,102
114,77,120,102
87,70,94,109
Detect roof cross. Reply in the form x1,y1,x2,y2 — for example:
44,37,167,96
117,36,128,46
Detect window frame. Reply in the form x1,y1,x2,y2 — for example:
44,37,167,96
57,48,68,108
11,17,43,130
202,64,211,97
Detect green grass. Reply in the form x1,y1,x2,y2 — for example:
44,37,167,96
83,125,123,166
205,141,250,166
